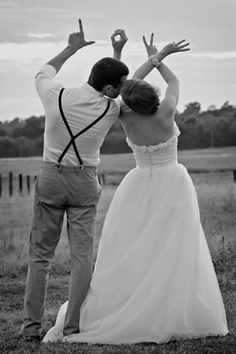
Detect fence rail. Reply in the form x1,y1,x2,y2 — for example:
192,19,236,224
0,169,235,198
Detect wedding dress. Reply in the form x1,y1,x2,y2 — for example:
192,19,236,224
43,123,228,344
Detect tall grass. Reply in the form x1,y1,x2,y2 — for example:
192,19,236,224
0,173,235,278
0,172,235,353
0,186,116,277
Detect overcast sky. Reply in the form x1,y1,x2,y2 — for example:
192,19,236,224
0,0,235,121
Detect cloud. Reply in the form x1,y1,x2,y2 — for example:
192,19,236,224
0,40,149,62
0,1,16,6
0,42,66,62
27,33,55,40
190,51,236,59
0,1,104,43
0,3,103,19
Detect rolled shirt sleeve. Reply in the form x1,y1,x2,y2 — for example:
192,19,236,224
35,64,62,107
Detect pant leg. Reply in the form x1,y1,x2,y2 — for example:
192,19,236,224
21,170,65,336
63,205,97,336
63,169,101,336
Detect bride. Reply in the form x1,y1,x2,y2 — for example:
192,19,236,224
43,34,228,344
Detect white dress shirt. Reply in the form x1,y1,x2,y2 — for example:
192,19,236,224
35,65,120,166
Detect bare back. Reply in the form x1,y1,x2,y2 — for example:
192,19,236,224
119,100,176,147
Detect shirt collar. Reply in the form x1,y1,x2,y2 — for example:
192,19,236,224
81,82,104,98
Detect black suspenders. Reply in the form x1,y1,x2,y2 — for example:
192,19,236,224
57,88,111,168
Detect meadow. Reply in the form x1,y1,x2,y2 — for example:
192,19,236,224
0,148,236,353
0,146,236,176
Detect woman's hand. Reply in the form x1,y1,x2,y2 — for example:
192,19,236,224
159,40,190,57
143,33,158,57
143,33,190,63
67,19,95,54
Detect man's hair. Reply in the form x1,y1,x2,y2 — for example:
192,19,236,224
88,57,129,91
120,79,160,115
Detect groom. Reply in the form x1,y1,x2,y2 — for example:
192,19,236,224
20,19,129,341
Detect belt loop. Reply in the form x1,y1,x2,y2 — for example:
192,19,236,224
57,163,63,173
75,164,83,174
75,165,84,174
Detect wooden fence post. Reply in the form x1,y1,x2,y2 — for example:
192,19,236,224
27,175,31,194
9,172,13,196
19,174,23,194
233,169,236,183
98,173,106,186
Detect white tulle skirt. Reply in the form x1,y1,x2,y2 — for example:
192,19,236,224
43,163,228,344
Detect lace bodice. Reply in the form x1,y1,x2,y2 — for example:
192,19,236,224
126,123,180,168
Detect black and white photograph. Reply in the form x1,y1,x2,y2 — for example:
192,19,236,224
0,0,235,353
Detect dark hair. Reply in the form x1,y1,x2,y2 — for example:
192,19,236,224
120,79,160,115
88,57,129,91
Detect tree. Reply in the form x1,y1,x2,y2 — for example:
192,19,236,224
15,136,34,157
21,116,45,139
0,136,17,157
0,128,7,137
203,113,217,148
207,104,217,111
182,102,201,116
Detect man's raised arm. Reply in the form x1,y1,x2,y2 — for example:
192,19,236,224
111,29,128,60
47,19,95,73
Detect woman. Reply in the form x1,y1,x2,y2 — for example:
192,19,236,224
43,35,228,344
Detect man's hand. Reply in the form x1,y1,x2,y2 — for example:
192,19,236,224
111,29,128,60
46,19,95,73
143,33,158,57
67,19,95,54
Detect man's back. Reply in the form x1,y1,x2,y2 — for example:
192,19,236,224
36,65,120,166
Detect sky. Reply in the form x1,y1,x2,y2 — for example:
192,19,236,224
0,0,235,121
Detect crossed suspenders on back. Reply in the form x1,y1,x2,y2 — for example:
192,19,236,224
58,88,111,169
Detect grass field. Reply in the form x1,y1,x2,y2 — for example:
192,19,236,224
0,146,236,176
0,148,236,353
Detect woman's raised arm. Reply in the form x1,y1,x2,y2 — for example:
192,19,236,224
133,35,190,109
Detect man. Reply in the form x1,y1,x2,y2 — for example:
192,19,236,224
20,19,129,341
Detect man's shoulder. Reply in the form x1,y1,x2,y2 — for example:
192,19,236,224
107,96,120,109
104,97,119,118
63,85,120,120
64,83,97,98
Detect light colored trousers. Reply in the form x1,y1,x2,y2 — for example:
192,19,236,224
20,161,101,336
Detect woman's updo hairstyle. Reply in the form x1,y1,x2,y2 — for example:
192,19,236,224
120,79,160,115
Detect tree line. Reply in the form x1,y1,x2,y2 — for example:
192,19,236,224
0,101,235,158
